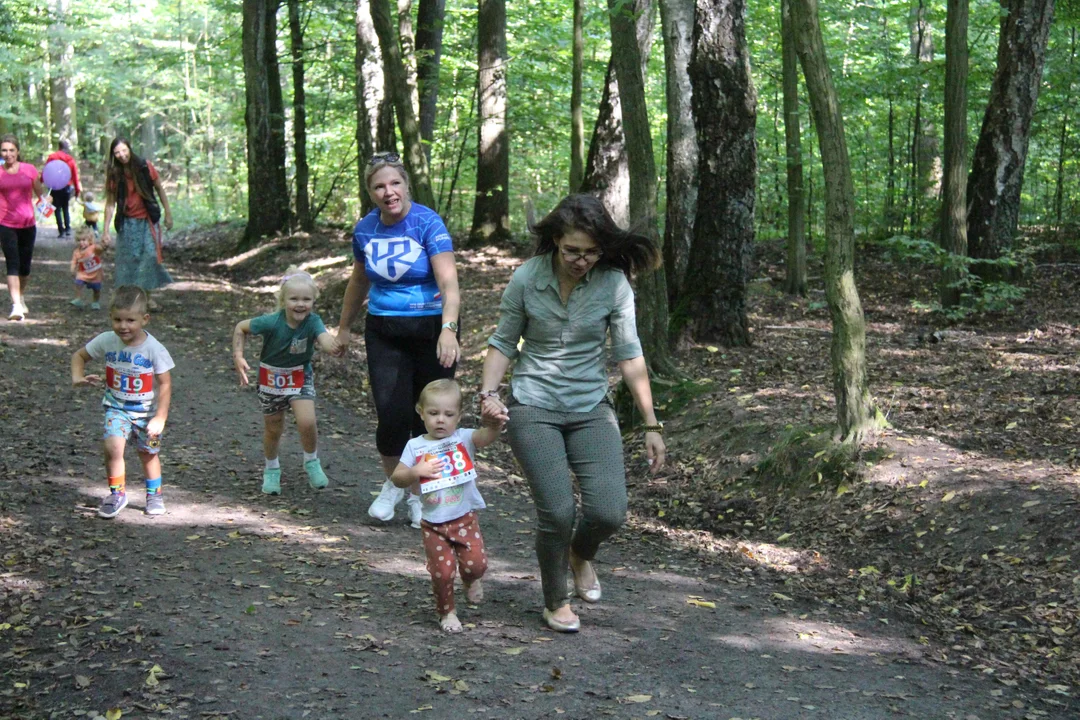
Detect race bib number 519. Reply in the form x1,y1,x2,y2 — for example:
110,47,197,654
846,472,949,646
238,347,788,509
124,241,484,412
106,364,154,401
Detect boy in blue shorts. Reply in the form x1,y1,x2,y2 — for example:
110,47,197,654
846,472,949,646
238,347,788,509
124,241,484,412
72,285,175,518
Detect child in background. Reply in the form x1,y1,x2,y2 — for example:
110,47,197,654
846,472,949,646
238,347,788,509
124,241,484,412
232,268,337,495
80,190,101,232
71,286,175,518
390,379,504,633
70,226,105,309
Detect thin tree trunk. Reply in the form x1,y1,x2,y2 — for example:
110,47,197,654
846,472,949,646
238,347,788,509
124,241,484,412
397,0,421,119
607,0,676,375
355,0,384,213
910,0,940,234
569,0,586,192
242,0,291,245
791,0,876,444
471,0,510,243
680,0,755,346
1054,27,1075,229
940,0,968,308
48,0,77,147
582,0,654,228
415,0,446,160
966,0,1055,271
288,0,312,231
781,0,806,297
659,0,698,306
369,0,437,209
885,96,896,235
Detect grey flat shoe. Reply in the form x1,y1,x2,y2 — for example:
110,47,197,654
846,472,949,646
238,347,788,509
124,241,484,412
542,607,580,633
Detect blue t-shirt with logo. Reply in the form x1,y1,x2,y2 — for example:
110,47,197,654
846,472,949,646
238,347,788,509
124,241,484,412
352,203,453,317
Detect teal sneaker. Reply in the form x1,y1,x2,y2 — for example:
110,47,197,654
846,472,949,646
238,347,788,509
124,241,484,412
262,467,282,495
304,458,329,489
70,298,85,308
90,301,101,310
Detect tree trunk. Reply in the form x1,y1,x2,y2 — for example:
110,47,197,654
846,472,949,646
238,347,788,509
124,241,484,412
659,0,698,306
242,0,291,245
791,0,876,444
1055,28,1075,228
781,0,806,297
940,0,968,308
581,0,654,228
288,0,312,231
415,0,447,159
48,0,77,148
471,0,510,243
397,0,421,119
679,0,756,347
369,0,437,209
355,0,387,214
966,0,1055,271
910,0,940,234
607,0,675,375
569,0,586,192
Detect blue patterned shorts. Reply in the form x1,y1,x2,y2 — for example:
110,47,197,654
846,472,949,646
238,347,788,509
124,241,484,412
103,407,161,454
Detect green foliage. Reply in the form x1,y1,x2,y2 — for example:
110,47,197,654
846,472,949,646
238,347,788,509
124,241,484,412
0,0,1075,241
878,234,1031,319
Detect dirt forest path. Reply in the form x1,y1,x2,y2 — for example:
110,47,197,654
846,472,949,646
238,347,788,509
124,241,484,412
0,228,1059,720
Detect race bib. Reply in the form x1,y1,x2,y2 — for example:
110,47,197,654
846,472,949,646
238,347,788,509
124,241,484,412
80,255,102,274
106,364,154,402
258,363,304,396
418,444,476,494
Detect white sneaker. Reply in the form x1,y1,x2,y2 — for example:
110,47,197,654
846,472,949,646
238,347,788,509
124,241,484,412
368,480,404,521
8,304,23,321
406,493,422,528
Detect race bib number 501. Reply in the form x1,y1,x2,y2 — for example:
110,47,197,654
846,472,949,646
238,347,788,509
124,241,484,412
258,363,304,395
106,364,154,401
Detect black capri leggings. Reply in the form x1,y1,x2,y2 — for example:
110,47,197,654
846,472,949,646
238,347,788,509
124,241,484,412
365,314,457,457
0,225,36,276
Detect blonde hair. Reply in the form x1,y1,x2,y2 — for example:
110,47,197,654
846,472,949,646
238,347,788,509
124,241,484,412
277,267,318,309
111,285,150,315
83,190,95,202
416,379,462,413
75,226,96,244
364,153,411,197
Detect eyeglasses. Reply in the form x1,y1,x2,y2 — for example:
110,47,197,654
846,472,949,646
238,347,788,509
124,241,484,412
368,152,401,165
560,246,603,262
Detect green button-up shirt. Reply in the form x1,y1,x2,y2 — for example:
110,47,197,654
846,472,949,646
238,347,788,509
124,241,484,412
487,253,643,413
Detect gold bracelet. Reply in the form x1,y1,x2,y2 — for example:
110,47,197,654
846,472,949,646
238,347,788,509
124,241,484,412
641,422,664,435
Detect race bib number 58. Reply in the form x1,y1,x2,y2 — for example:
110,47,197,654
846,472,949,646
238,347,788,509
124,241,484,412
106,364,154,401
258,363,304,395
418,444,477,494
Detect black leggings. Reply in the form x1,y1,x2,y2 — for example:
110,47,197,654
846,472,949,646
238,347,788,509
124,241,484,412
52,186,72,233
365,314,456,457
0,225,36,276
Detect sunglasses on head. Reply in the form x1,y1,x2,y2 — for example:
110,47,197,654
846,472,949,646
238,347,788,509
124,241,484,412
368,152,401,165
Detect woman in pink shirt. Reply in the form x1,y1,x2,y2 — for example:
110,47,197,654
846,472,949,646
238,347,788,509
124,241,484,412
0,134,47,321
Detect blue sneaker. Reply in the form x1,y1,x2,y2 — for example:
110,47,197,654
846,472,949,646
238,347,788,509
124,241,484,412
262,468,282,495
98,492,128,518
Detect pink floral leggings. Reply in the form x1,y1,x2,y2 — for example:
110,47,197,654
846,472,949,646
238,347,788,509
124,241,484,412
422,511,488,615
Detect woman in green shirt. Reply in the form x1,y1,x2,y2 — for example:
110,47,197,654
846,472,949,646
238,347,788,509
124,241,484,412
479,194,667,632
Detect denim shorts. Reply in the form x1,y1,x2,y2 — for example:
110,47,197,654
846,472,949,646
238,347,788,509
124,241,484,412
258,369,316,415
75,279,102,291
103,407,161,455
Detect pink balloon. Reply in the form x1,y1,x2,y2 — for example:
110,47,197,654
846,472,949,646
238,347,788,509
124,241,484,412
42,159,72,190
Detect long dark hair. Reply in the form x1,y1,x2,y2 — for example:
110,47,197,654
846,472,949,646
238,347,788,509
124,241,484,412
0,134,23,161
105,138,153,203
531,194,661,276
